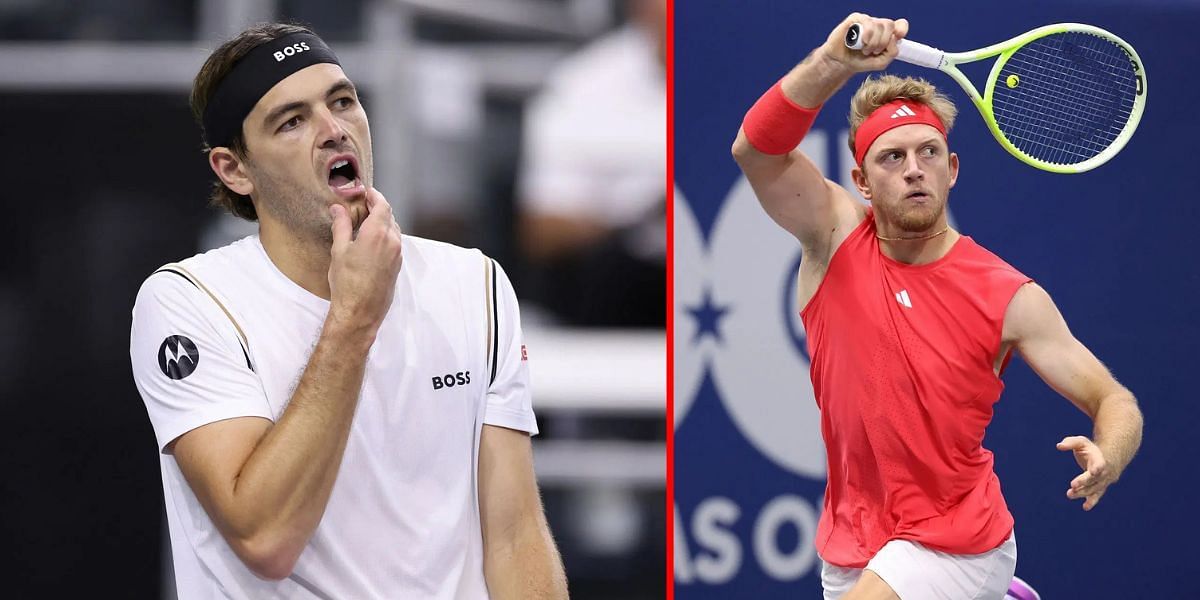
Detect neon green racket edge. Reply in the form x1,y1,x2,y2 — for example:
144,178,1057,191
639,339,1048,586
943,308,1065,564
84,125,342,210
846,22,1147,173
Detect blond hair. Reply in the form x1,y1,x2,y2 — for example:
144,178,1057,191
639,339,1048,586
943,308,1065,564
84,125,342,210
847,74,958,160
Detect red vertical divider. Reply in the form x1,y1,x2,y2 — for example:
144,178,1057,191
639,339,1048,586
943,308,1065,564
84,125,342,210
664,0,676,598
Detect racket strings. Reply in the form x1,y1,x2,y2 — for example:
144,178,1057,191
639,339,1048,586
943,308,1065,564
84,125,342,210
1000,48,1128,157
1007,49,1128,141
993,34,1135,163
990,31,1137,166
996,42,1132,162
996,37,1134,159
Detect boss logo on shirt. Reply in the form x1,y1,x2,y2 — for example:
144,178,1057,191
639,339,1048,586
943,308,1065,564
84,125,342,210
432,371,471,390
158,335,199,380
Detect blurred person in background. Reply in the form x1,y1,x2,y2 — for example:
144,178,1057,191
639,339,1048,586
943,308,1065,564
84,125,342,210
129,22,567,599
517,0,666,327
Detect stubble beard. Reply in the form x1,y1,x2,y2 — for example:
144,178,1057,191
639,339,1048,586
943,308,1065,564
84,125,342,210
253,166,336,247
884,194,945,233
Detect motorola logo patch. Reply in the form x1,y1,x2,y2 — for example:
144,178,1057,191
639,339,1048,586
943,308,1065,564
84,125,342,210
158,335,199,380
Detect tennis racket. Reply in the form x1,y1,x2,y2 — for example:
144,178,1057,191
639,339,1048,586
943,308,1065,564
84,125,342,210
845,23,1146,173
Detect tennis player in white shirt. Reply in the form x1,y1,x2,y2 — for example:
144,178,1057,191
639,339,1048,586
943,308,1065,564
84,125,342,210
130,23,567,599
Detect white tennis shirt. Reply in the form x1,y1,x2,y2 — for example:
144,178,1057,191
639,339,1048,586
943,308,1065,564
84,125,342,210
130,234,537,599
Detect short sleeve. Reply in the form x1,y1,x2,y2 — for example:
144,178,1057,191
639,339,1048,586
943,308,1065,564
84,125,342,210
483,260,539,435
130,272,274,452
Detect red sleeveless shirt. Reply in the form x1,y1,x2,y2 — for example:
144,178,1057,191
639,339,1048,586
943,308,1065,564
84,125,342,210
800,209,1031,568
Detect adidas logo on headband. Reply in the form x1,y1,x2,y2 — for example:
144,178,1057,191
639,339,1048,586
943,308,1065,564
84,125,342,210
273,41,312,62
853,100,947,166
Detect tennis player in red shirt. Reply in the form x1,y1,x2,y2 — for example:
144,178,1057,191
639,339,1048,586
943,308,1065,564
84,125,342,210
731,13,1144,600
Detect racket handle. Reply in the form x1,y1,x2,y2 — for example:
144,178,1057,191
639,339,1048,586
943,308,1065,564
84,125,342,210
845,23,945,69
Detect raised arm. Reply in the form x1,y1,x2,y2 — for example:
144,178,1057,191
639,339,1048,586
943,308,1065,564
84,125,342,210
1004,282,1144,511
731,14,906,258
171,190,404,579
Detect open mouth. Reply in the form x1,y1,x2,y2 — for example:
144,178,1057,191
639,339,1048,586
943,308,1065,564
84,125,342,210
328,158,359,190
325,155,365,198
906,191,930,200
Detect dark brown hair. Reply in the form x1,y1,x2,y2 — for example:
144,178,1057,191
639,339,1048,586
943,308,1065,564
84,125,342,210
190,22,316,221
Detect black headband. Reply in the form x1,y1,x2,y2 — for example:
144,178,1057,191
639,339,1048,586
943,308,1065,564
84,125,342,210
202,32,341,148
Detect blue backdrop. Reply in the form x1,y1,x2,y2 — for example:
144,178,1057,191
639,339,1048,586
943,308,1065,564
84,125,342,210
674,1,1196,597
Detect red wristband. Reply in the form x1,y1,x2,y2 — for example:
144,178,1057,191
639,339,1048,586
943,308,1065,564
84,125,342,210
742,81,821,155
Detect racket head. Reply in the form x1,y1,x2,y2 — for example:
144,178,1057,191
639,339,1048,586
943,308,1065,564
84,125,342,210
975,24,1147,173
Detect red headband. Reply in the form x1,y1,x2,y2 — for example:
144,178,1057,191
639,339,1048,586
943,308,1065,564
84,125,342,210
853,99,947,167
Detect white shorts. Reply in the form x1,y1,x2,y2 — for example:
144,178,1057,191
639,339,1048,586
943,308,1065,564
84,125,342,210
820,531,1017,600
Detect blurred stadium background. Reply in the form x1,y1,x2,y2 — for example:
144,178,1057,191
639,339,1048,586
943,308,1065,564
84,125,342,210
0,0,664,597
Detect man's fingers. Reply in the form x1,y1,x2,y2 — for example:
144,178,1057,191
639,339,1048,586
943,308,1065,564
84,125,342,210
363,188,395,229
1068,482,1101,499
871,20,894,54
364,187,380,212
833,14,908,72
1056,435,1090,451
365,185,380,208
1070,471,1092,490
884,39,899,60
330,204,352,248
362,186,391,222
859,22,879,51
875,22,894,55
1067,481,1097,498
1082,489,1105,511
1067,467,1111,502
1057,436,1112,510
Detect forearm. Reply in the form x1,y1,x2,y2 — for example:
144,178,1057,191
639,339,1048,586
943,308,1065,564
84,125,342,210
780,47,854,109
736,13,905,160
226,317,373,556
484,518,568,600
730,48,854,240
732,48,850,162
1091,389,1143,476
